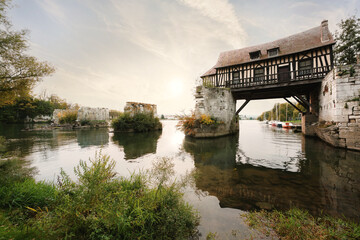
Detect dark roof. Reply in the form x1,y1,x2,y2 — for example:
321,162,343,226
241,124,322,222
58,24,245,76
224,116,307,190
201,20,335,77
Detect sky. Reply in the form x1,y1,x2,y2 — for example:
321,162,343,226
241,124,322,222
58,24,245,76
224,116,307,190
8,0,360,116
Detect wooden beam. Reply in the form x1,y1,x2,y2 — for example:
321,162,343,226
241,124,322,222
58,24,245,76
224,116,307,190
236,99,250,115
284,98,306,114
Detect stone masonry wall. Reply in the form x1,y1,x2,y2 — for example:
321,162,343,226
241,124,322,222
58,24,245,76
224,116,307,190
317,64,360,151
53,107,110,125
77,107,109,122
124,102,157,116
193,86,238,137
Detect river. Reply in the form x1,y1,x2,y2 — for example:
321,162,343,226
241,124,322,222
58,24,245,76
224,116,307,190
0,120,359,239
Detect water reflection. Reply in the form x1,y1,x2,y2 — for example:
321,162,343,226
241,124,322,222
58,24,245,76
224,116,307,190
76,129,109,148
0,124,77,157
183,127,360,220
112,131,162,159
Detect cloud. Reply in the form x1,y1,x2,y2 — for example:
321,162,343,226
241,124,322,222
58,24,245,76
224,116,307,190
35,0,66,25
177,0,247,47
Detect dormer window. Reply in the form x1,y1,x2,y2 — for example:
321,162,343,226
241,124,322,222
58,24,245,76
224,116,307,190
267,48,279,57
249,50,261,60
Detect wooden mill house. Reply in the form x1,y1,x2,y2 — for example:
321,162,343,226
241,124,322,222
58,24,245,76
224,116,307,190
201,20,335,104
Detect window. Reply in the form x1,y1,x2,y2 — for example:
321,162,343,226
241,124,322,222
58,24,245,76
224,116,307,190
232,71,240,83
267,48,279,57
254,68,265,81
249,50,261,60
298,59,312,75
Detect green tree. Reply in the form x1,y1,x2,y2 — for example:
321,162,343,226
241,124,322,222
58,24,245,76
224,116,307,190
0,0,54,106
334,15,360,65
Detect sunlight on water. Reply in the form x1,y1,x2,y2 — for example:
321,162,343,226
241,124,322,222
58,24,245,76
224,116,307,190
1,120,359,239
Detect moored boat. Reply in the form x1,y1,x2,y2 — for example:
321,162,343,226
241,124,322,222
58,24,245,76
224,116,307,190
283,122,294,129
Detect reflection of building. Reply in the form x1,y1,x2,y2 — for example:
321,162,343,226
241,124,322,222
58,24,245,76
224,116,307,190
76,129,109,148
112,131,162,159
183,135,360,220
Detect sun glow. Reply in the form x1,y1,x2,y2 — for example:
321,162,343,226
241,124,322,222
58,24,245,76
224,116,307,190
168,79,184,97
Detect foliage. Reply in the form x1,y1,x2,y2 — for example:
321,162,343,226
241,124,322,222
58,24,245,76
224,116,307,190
0,0,55,107
38,153,198,239
111,112,162,132
199,114,215,125
80,119,107,127
176,113,223,136
109,109,122,119
0,96,57,122
334,15,360,65
257,102,305,122
0,153,199,239
58,109,78,124
245,208,360,240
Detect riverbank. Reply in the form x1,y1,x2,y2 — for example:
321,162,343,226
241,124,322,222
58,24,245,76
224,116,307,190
244,208,360,240
0,153,199,239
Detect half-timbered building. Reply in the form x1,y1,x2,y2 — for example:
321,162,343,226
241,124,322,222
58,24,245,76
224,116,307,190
201,20,335,101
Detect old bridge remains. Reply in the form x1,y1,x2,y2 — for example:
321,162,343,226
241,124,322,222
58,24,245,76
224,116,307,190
196,20,360,150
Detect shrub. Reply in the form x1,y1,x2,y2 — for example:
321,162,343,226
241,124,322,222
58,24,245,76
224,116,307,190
58,110,78,124
176,113,223,136
35,153,199,239
111,112,162,132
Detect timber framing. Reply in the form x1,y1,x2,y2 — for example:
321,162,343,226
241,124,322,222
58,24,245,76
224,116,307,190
201,20,335,101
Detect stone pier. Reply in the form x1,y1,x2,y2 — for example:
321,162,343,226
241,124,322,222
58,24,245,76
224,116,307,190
316,64,360,151
191,86,239,138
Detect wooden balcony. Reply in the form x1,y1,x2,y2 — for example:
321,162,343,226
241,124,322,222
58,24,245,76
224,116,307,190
203,66,332,100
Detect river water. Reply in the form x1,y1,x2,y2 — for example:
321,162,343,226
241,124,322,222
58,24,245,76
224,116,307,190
0,120,359,239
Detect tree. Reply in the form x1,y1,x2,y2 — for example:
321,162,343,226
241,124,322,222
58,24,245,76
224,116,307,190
334,15,360,65
0,0,54,106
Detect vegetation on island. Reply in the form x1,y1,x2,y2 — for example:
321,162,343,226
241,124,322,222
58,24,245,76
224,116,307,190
0,136,199,239
176,113,224,136
111,112,162,132
334,15,360,65
257,102,305,122
244,208,360,240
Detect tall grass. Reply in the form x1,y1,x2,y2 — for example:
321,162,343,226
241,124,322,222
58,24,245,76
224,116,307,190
111,112,162,132
0,153,199,239
245,208,360,240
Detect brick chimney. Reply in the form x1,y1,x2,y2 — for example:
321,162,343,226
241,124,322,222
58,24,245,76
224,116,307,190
321,20,330,43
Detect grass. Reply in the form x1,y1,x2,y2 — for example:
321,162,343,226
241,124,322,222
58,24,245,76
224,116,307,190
111,112,162,132
0,152,199,239
244,208,360,240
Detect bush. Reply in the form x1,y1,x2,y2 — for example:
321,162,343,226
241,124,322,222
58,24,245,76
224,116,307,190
36,153,199,239
58,110,78,124
111,112,162,132
0,152,198,239
176,113,223,136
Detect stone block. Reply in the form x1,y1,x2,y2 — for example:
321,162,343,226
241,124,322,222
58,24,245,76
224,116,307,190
346,139,360,151
349,115,360,119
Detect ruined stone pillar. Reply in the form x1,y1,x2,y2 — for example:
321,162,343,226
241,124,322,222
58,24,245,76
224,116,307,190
192,86,238,138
